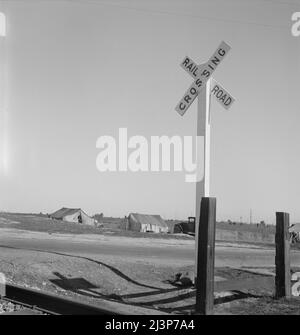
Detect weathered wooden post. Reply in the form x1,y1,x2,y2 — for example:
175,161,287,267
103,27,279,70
0,272,6,297
275,212,291,298
195,197,216,315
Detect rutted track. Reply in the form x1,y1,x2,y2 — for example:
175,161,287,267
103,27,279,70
3,284,118,315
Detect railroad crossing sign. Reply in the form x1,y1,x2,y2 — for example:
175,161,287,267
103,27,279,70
175,41,233,116
180,56,235,110
175,41,235,278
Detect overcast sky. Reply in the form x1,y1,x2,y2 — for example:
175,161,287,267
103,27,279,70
0,0,300,223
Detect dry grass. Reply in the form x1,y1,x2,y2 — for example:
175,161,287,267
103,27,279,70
0,213,193,240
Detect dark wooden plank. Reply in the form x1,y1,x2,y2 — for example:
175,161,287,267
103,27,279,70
195,197,216,315
275,212,291,298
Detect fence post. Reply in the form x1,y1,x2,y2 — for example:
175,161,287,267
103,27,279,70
275,212,291,299
195,197,216,315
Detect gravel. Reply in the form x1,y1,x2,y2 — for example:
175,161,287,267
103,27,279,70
0,299,47,314
0,299,26,314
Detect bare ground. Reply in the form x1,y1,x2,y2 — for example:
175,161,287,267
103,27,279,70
0,213,299,315
2,246,300,315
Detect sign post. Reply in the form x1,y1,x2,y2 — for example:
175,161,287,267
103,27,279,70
195,197,217,315
175,41,234,283
195,80,211,277
275,212,291,298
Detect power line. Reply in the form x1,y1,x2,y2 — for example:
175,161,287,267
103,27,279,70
257,0,300,6
1,0,293,30
4,0,300,7
58,0,291,31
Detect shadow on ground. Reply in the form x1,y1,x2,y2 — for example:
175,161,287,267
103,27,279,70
49,270,264,314
0,244,275,314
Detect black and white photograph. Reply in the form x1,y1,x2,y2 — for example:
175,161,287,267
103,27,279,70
0,0,300,320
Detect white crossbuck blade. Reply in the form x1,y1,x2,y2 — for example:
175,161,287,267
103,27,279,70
175,41,234,116
180,57,235,111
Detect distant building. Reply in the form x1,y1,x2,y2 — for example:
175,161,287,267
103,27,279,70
127,213,169,233
50,207,95,226
167,221,184,234
168,217,195,235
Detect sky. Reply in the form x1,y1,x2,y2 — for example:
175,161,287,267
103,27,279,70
0,0,300,223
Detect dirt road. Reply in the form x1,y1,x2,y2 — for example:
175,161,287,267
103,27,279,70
1,227,300,314
0,228,300,268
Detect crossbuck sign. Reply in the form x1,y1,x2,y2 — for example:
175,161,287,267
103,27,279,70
176,41,234,115
175,41,235,277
